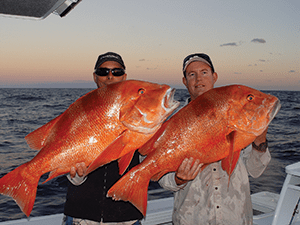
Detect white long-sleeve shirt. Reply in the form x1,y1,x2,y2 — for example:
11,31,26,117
159,145,271,225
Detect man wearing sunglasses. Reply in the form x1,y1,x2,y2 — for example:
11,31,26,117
93,53,127,89
63,52,143,225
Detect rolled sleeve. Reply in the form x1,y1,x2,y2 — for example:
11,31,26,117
159,172,186,192
66,173,87,186
242,145,271,178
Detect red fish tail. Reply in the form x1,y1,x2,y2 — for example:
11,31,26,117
0,163,40,217
107,169,150,216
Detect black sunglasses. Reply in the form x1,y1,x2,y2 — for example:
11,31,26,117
94,68,125,77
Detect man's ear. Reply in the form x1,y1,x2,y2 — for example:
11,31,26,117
182,76,188,88
93,73,97,83
213,72,218,84
122,73,127,81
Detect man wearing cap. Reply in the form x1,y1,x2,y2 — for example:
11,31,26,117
63,52,143,225
159,53,271,225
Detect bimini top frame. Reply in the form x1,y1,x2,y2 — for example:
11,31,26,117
0,0,82,20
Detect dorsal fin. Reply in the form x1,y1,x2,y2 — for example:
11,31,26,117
24,114,63,150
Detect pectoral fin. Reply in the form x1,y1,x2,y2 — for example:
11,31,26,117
221,131,240,178
221,151,240,177
85,131,135,175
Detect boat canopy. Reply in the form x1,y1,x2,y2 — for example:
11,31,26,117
0,0,82,20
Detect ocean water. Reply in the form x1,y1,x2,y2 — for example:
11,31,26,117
0,88,299,222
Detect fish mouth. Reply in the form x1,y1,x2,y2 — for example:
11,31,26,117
163,88,180,112
269,99,281,121
121,88,179,135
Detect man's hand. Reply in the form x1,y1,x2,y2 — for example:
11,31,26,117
254,126,268,146
175,157,203,185
70,162,87,179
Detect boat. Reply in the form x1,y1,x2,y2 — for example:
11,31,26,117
251,161,300,225
1,161,300,225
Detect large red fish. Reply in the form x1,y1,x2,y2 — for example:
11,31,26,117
107,85,281,216
0,80,179,217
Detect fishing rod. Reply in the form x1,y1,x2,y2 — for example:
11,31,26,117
289,197,300,225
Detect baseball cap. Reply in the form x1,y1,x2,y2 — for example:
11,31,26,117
182,53,215,75
94,52,126,70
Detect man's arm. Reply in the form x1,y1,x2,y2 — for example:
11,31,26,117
242,127,271,178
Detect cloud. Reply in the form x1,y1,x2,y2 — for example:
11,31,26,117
258,59,266,62
234,72,242,74
289,70,296,73
139,59,145,61
251,38,266,43
146,66,158,70
220,42,238,47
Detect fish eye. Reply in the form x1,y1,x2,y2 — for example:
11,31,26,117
138,88,145,95
247,94,254,101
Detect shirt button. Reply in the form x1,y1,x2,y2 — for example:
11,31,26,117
213,168,216,171
215,187,218,190
216,206,220,209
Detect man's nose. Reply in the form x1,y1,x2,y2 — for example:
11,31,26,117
107,71,114,80
196,73,202,80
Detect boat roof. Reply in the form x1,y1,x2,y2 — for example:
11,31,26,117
0,0,81,20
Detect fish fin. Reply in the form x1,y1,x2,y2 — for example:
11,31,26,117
85,132,128,175
118,151,135,175
42,168,67,184
25,114,62,150
0,163,40,217
107,168,149,216
221,151,240,177
221,131,240,185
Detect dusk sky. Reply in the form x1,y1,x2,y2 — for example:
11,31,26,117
0,0,299,90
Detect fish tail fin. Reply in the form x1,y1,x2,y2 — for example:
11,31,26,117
0,163,40,217
107,168,149,216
